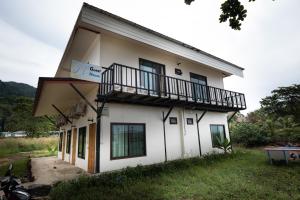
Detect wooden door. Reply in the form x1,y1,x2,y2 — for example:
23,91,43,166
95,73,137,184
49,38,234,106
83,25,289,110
71,128,77,165
62,131,66,160
88,123,96,173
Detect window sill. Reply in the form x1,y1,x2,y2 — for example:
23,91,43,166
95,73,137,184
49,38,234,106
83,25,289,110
110,154,146,160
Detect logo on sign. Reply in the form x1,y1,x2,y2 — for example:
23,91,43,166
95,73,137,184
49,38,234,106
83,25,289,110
71,60,102,82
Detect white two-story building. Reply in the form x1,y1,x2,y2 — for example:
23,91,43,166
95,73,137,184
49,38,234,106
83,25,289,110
33,3,246,173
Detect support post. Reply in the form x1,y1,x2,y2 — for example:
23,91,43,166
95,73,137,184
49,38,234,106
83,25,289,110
163,106,174,122
227,111,238,123
196,111,207,157
197,111,207,124
96,98,106,173
52,104,72,124
44,115,56,125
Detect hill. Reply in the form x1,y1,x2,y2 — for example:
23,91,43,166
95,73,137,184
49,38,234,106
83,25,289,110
0,80,36,98
0,80,55,135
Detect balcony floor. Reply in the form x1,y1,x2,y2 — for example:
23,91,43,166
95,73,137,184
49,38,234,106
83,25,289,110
97,87,246,112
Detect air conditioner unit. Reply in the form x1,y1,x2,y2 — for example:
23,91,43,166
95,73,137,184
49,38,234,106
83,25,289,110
69,106,78,119
56,115,67,127
74,102,87,117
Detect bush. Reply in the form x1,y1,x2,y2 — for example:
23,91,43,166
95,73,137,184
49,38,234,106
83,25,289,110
272,126,300,144
231,122,269,147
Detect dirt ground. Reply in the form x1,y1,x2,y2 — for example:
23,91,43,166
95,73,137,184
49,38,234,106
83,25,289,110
25,157,87,186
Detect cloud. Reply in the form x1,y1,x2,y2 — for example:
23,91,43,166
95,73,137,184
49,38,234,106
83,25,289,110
0,19,61,86
0,0,81,49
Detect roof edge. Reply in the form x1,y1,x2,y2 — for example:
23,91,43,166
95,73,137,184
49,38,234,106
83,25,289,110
33,77,96,116
82,2,244,71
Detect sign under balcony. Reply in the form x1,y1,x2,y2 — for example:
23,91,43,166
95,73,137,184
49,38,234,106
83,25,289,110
71,60,103,83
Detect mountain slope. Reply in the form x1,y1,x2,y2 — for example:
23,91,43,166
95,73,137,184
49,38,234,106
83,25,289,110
0,80,55,134
0,81,36,98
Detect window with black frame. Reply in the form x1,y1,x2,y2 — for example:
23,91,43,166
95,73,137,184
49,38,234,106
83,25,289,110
190,73,208,102
59,132,63,152
139,59,165,95
78,127,86,159
111,123,146,159
66,130,71,154
210,125,226,147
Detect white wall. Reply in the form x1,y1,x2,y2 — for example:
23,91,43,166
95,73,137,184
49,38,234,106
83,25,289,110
56,28,101,77
99,103,229,173
57,101,229,173
100,32,225,88
100,103,165,172
56,30,225,89
57,87,97,171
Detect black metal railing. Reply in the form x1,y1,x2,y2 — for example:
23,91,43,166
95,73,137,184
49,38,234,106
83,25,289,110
99,63,246,110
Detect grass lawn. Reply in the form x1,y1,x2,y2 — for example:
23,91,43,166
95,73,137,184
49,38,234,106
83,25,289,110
0,137,57,181
0,137,58,158
0,157,29,178
50,148,300,200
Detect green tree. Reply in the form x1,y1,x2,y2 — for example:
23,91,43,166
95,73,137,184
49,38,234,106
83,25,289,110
4,97,56,136
0,81,56,136
260,84,300,123
231,122,269,146
232,84,300,146
185,0,274,30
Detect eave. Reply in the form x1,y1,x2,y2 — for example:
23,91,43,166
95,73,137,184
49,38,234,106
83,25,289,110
55,3,244,78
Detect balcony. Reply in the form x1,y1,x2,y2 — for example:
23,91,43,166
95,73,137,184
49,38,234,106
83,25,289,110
97,63,246,112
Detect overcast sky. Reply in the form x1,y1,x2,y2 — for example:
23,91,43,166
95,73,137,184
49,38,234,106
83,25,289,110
0,0,299,114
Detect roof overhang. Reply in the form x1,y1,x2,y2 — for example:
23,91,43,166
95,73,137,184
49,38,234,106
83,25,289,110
33,77,98,117
57,3,244,78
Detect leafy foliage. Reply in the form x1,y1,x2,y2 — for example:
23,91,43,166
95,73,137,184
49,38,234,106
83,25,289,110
0,81,56,136
219,0,255,30
215,137,231,153
231,84,300,146
260,84,300,123
0,96,55,136
184,0,194,5
185,0,277,30
232,122,269,146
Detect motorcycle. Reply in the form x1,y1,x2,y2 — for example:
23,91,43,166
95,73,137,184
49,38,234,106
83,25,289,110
0,164,31,200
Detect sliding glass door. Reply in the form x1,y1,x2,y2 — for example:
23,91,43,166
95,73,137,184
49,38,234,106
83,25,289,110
190,73,208,102
139,59,165,95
